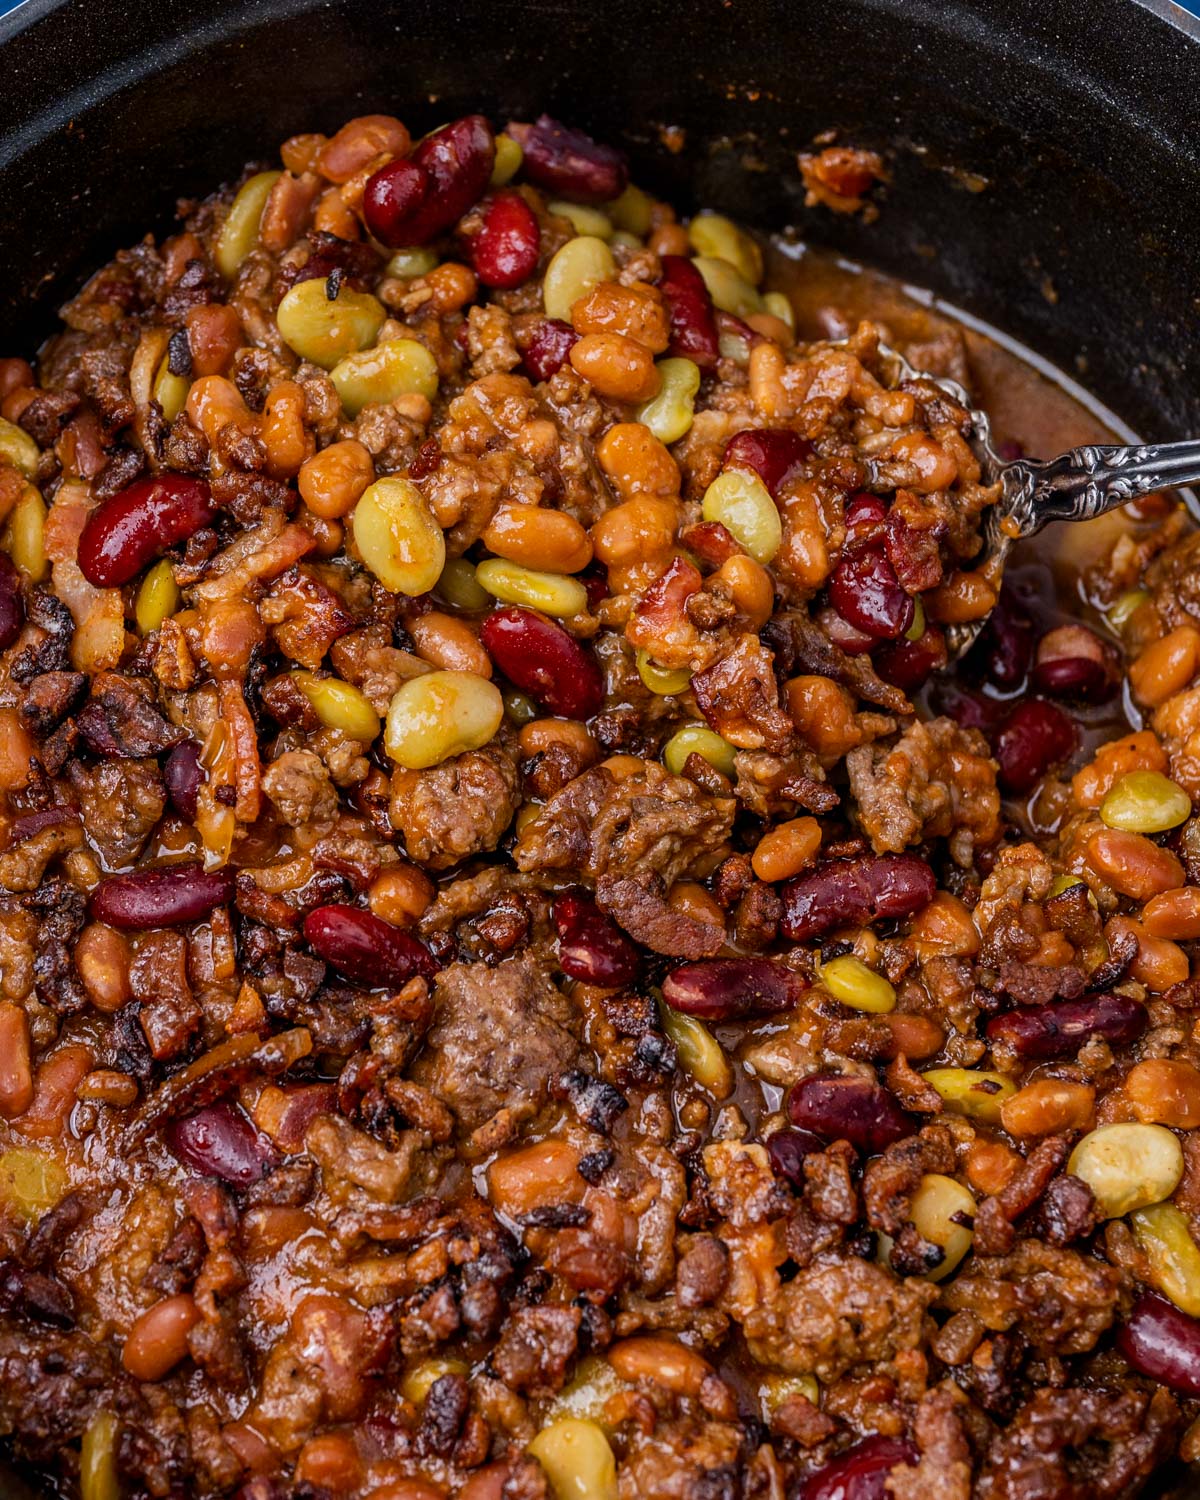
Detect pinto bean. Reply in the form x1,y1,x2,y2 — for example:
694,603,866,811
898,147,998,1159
122,1294,201,1381
0,1003,34,1120
607,1336,712,1396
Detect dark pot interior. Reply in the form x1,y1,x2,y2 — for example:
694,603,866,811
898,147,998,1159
1,0,1199,439
1,0,1199,1493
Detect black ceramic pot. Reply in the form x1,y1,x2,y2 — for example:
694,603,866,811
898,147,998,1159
0,0,1199,438
0,0,1199,1495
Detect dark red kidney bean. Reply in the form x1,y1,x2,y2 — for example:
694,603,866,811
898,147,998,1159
781,855,936,942
505,114,628,203
788,1075,913,1156
829,541,914,641
934,682,1005,734
766,1126,825,1187
164,740,203,822
661,957,802,1021
0,552,24,650
522,318,579,381
304,904,437,987
90,863,234,928
721,428,810,498
965,590,1033,691
552,891,641,986
657,255,720,370
77,475,215,588
479,605,604,721
1033,655,1112,701
986,992,1147,1060
362,156,430,246
993,698,1077,794
1117,1292,1200,1397
1032,623,1116,703
873,624,948,692
164,1101,276,1187
363,115,495,247
468,190,540,289
800,1436,919,1500
844,492,886,537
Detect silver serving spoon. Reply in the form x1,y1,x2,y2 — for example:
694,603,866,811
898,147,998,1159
875,342,1200,657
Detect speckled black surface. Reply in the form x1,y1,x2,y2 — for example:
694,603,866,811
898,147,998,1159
0,1,1199,1494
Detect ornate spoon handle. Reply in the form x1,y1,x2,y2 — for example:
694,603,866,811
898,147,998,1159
1001,440,1200,537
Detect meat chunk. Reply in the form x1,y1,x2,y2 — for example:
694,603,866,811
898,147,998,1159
66,757,166,865
940,1239,1122,1354
515,759,734,889
742,1258,935,1380
0,1325,116,1460
0,815,83,893
18,671,87,736
690,634,795,752
887,1383,972,1500
595,874,725,959
491,1304,581,1394
416,954,581,1132
75,672,186,757
846,716,999,867
262,749,338,831
732,749,839,817
977,1386,1178,1500
619,1419,744,1500
390,742,520,870
249,1293,391,1454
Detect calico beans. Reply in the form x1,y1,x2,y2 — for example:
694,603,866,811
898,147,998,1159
276,280,386,368
384,671,505,769
1067,1122,1184,1218
482,504,592,573
352,476,445,596
288,671,381,741
569,333,661,402
659,1004,732,1097
922,1068,1015,1124
701,469,782,564
122,1295,201,1381
543,236,616,322
298,440,375,519
1132,1203,1200,1317
636,357,700,443
409,612,492,677
80,1411,120,1500
475,558,589,617
526,1419,616,1500
663,723,737,779
818,956,896,1014
330,337,438,414
214,170,280,278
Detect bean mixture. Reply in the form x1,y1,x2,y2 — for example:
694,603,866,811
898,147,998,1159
0,109,1196,1500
